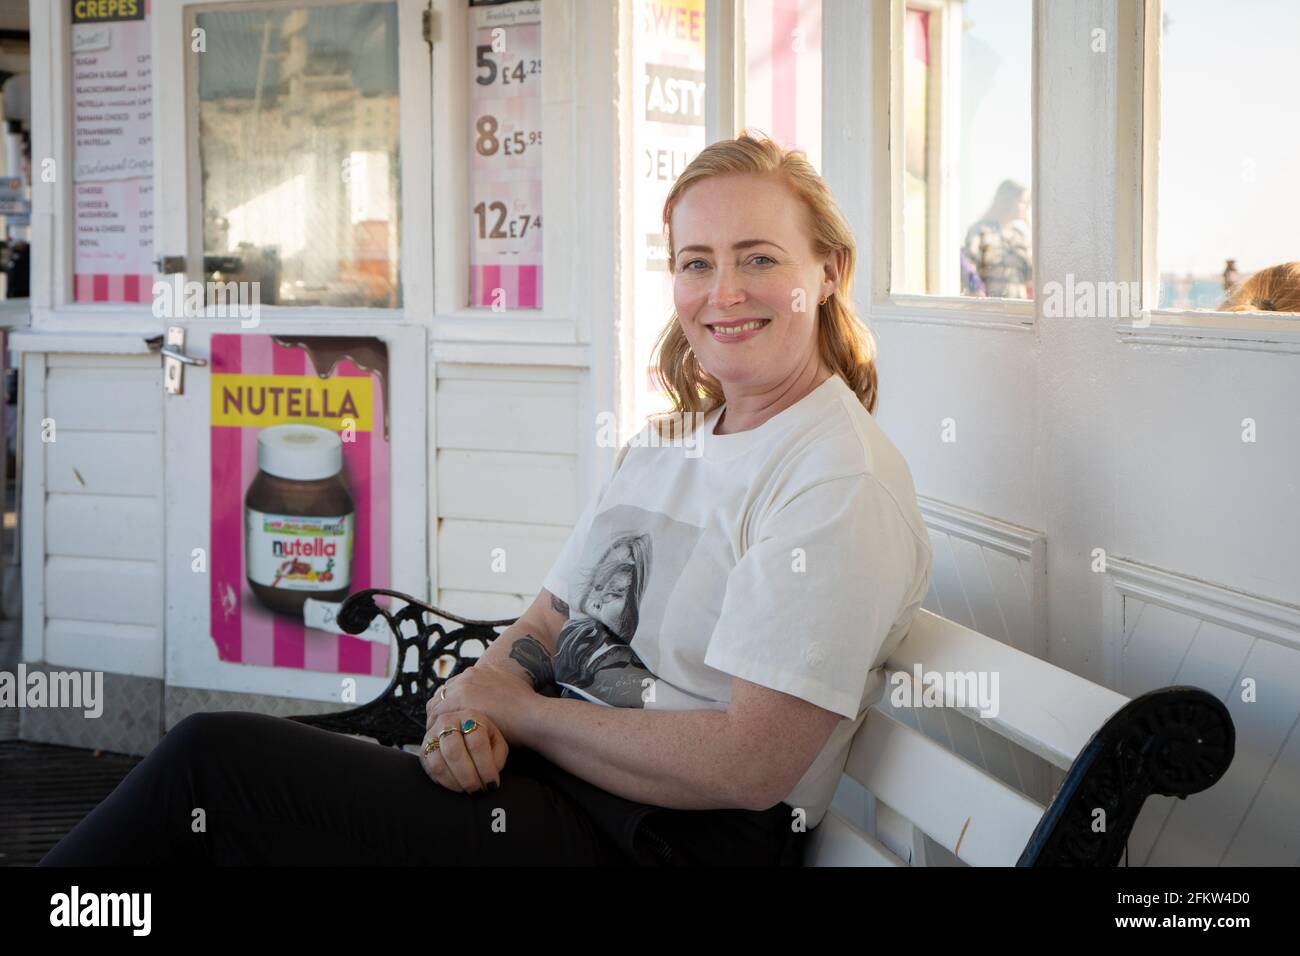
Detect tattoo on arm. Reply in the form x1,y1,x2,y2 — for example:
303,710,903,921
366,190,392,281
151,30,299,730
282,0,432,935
549,592,570,618
509,635,555,691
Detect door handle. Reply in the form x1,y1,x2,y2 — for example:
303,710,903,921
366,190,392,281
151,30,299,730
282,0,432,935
159,344,207,367
148,326,208,395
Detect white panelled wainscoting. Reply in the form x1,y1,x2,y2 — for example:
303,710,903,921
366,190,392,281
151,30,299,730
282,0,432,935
1106,559,1300,866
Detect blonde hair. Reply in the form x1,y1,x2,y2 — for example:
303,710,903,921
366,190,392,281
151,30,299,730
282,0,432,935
648,131,879,439
1220,261,1300,314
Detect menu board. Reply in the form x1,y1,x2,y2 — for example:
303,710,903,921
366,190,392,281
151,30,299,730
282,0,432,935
467,0,543,309
71,1,154,303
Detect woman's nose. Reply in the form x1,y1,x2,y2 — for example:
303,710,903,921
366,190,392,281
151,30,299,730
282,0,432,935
708,273,746,309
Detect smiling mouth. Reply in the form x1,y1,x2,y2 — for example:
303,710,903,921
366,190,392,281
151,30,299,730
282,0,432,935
706,319,771,335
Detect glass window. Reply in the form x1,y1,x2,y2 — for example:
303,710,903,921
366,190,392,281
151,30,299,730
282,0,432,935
631,0,707,425
196,3,401,308
467,0,543,309
1154,0,1300,314
741,0,822,171
894,0,1033,300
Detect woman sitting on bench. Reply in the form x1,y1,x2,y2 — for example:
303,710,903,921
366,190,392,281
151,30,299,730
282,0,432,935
40,132,933,867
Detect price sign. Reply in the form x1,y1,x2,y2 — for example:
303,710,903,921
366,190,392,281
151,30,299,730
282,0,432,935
70,1,154,303
468,1,543,309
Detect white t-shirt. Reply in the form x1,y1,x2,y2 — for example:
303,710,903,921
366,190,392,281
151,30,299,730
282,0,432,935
541,372,933,829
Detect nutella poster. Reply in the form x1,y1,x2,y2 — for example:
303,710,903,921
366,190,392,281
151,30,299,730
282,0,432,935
209,334,391,676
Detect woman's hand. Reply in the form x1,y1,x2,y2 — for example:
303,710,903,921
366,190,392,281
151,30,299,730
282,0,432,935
426,659,543,746
419,709,509,794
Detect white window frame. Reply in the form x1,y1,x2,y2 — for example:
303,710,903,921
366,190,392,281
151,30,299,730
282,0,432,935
889,0,959,298
873,0,1035,332
32,0,433,336
704,0,743,143
1126,0,1300,354
430,0,588,350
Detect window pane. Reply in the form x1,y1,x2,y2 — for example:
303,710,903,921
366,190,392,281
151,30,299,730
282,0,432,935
632,0,706,425
1156,0,1300,314
197,3,401,308
895,0,1033,300
742,0,822,171
468,0,543,309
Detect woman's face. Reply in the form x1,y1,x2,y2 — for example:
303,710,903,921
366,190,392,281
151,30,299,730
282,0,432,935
670,173,838,392
1013,191,1030,224
582,568,631,632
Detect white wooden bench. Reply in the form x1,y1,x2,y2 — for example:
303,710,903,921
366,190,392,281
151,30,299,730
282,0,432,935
293,592,1236,867
807,608,1235,866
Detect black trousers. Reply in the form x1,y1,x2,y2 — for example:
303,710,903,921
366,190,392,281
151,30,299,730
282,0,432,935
37,711,810,867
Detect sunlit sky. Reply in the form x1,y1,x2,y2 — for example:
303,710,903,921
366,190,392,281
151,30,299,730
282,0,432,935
958,0,1297,278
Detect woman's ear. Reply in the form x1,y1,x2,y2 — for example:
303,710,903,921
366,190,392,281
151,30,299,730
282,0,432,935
821,249,843,291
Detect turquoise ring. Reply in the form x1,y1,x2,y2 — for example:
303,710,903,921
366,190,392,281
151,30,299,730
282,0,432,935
461,718,479,736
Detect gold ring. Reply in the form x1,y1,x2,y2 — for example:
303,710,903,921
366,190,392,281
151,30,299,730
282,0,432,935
439,685,448,701
423,718,480,755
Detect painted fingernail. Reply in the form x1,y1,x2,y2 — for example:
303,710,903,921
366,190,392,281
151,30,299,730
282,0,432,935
487,780,499,791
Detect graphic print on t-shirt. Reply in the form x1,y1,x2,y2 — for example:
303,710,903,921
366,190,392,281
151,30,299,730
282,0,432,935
552,503,710,708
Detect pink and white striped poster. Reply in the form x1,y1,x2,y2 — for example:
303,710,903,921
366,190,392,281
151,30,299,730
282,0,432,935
208,334,391,676
468,0,543,309
71,0,155,303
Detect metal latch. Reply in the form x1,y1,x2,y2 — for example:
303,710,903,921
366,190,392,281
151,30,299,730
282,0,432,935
146,326,208,395
153,255,187,274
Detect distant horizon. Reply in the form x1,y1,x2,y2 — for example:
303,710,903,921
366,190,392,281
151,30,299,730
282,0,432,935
959,0,1295,281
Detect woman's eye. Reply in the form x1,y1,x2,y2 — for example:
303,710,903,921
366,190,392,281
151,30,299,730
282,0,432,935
750,255,776,266
682,259,707,271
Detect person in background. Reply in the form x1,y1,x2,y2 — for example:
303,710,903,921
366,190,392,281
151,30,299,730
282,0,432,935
962,179,1032,299
1219,261,1300,314
960,247,986,296
1222,258,1240,295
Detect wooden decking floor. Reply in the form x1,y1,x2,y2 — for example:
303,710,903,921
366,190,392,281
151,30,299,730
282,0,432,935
0,739,140,866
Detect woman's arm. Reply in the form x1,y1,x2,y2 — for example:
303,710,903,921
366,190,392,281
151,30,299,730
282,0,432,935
516,676,843,812
472,589,569,689
446,590,844,811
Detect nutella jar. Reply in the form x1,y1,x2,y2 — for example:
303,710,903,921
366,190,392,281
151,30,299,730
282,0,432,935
245,424,355,617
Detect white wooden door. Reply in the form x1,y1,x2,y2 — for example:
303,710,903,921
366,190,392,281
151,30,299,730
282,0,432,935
152,0,432,703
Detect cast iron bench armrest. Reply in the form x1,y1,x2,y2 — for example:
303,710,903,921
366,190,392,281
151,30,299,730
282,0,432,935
288,589,514,748
1015,685,1234,865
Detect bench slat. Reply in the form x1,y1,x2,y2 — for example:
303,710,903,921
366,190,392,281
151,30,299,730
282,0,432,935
887,608,1128,770
805,807,906,867
844,706,1046,866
